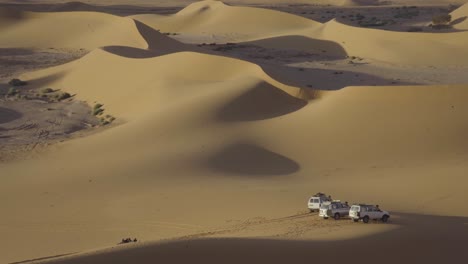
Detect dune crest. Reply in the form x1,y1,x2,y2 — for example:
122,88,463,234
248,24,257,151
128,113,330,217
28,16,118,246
21,49,306,120
132,0,321,42
311,19,468,65
0,11,149,49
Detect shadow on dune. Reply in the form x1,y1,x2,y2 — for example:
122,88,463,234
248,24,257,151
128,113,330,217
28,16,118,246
217,82,306,122
0,48,35,56
23,72,66,90
451,16,468,26
102,21,196,59
45,213,468,264
207,143,299,176
101,46,163,58
0,107,22,124
247,35,348,59
260,64,418,91
134,20,194,53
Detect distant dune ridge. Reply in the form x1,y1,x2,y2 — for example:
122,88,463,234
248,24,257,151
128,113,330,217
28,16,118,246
1,1,468,263
0,10,150,49
131,0,320,42
131,0,468,65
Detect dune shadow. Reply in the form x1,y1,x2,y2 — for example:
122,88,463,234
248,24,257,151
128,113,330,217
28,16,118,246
246,35,348,59
260,64,418,91
133,20,194,53
101,46,162,58
217,82,306,122
0,107,22,124
451,16,468,26
43,213,468,264
21,72,66,90
102,20,196,59
207,143,299,176
0,48,35,56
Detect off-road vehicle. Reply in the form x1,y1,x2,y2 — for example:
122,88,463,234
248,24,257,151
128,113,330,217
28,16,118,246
307,192,332,212
349,204,390,223
319,201,350,220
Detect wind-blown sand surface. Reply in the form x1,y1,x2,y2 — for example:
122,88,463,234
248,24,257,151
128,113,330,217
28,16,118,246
1,1,468,263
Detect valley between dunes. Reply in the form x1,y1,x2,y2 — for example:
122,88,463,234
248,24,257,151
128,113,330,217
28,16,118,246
1,1,468,263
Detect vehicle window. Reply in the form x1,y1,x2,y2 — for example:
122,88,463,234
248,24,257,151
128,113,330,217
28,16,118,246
314,199,320,203
350,206,359,211
320,204,329,209
310,199,314,203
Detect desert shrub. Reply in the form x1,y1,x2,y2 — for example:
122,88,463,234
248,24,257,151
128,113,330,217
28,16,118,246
7,88,18,96
93,103,104,116
432,14,451,25
41,88,54,93
8,78,27,86
56,92,71,101
93,108,104,116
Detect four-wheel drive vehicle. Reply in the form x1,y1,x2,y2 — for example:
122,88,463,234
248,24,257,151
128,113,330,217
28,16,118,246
349,204,390,223
319,201,350,220
307,193,332,212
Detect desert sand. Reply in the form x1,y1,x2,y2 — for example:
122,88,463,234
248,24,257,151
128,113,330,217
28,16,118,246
1,0,468,263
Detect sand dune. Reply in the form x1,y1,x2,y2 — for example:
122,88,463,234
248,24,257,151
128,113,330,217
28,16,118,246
2,45,468,262
47,1,98,12
131,1,468,66
35,213,468,264
0,10,150,50
2,1,468,263
131,0,321,43
310,19,468,65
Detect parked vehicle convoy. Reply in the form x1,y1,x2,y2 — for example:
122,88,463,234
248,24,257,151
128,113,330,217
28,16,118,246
349,204,390,223
319,201,350,220
307,192,332,212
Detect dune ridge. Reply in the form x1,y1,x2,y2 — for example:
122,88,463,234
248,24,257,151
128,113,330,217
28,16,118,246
0,10,150,49
130,1,468,66
131,0,321,42
310,19,468,65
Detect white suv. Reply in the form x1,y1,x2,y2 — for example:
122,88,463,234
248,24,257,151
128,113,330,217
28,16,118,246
307,193,332,212
319,201,350,220
349,204,390,223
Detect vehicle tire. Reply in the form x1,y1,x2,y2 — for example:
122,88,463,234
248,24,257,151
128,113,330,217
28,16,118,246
353,219,359,222
309,209,314,213
334,213,340,220
363,216,370,224
324,217,329,220
382,215,389,223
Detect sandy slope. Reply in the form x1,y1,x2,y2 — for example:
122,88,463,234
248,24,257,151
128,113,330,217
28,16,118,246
0,9,150,50
2,1,468,263
309,19,468,65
